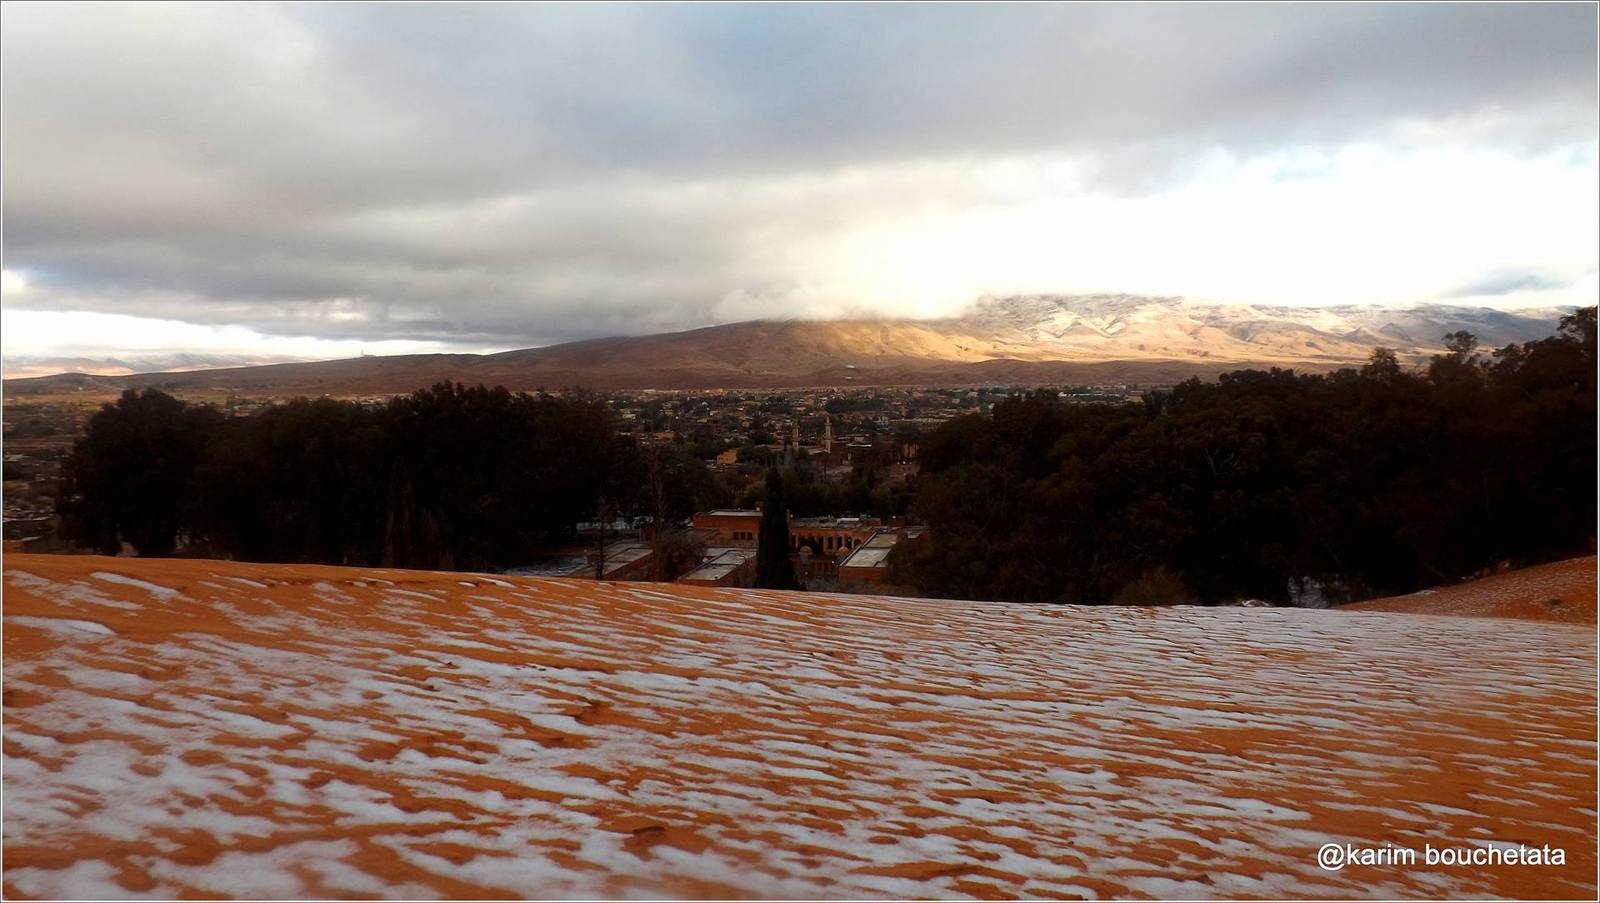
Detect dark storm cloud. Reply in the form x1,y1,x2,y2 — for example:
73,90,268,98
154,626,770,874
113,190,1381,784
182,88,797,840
2,2,1595,347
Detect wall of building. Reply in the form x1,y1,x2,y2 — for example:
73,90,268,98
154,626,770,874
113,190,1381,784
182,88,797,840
692,511,762,547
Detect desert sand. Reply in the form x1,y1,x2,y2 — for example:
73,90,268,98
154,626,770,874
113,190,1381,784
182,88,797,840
1344,556,1595,624
3,554,1595,899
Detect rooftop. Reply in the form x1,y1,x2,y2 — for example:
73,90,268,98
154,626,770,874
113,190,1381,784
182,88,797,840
841,529,904,570
839,546,894,570
862,531,899,548
565,544,652,578
679,549,756,583
791,515,874,529
3,553,1594,899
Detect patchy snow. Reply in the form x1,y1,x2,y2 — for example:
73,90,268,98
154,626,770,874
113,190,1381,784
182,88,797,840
5,570,142,610
5,615,115,637
3,553,1594,900
89,571,184,600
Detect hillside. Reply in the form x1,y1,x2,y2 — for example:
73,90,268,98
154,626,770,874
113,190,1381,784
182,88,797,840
1343,556,1596,623
3,297,1567,396
4,554,1594,899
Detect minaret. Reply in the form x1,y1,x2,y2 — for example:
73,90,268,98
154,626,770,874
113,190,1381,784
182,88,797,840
791,422,801,449
823,416,833,455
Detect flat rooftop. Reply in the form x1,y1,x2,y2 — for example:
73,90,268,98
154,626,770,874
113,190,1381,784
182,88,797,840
792,516,875,529
841,545,893,569
841,529,902,569
680,549,755,583
565,544,652,577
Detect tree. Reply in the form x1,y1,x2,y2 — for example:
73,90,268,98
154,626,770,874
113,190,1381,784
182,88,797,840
57,389,220,556
59,381,657,572
756,468,797,589
1443,331,1479,355
188,397,386,564
1559,306,1596,350
1428,330,1487,389
642,443,726,579
736,443,775,465
383,459,450,570
593,495,619,580
1362,347,1402,380
654,528,707,582
1113,566,1196,606
897,308,1597,605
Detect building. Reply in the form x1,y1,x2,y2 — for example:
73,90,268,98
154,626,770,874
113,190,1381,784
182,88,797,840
838,525,927,592
567,544,655,581
677,548,757,587
693,509,910,583
837,531,897,590
692,509,763,546
787,515,884,567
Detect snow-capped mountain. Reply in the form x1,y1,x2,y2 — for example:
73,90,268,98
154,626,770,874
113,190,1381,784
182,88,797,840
3,296,1574,393
956,294,1572,365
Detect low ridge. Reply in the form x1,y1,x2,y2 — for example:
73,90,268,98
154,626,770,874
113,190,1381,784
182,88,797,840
3,297,1568,395
1343,556,1596,623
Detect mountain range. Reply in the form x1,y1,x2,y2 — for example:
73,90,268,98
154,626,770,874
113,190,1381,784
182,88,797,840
0,352,307,381
2,295,1571,396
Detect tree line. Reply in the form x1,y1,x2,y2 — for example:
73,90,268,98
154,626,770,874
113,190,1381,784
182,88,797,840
890,309,1597,605
55,309,1595,600
58,382,726,570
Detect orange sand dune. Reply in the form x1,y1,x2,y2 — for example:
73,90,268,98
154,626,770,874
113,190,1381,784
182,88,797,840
1345,556,1596,624
3,554,1595,899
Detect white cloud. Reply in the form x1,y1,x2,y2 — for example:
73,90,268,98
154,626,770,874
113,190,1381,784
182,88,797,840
0,308,484,360
726,144,1599,318
1,2,1594,360
2,269,27,296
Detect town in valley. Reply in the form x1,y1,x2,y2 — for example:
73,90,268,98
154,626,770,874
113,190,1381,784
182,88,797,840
3,381,1148,592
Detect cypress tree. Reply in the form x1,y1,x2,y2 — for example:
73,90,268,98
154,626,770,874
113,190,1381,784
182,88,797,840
757,468,797,589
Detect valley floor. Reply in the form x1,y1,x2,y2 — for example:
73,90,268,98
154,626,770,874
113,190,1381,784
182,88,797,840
2,554,1595,899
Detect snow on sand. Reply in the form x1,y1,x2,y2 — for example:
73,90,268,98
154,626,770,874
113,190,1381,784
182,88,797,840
3,554,1595,899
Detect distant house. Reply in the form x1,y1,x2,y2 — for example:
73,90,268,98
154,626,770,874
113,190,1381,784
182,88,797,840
677,548,757,587
838,526,927,593
692,509,763,547
693,508,920,584
567,544,655,581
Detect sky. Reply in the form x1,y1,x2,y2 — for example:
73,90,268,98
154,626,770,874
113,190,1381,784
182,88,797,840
2,1,1596,366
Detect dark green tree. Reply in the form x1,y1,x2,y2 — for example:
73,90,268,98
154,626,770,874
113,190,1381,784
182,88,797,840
1362,346,1402,380
59,381,662,572
188,397,386,564
58,389,220,556
756,468,797,589
898,308,1597,605
381,458,451,570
